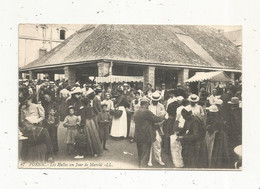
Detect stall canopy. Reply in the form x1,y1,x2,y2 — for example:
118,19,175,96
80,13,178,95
185,71,232,83
96,75,144,83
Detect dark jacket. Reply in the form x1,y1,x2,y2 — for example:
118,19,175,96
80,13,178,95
93,96,102,116
134,107,164,143
180,115,204,168
200,130,230,168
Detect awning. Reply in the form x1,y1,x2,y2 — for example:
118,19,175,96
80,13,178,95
185,71,232,83
95,75,144,83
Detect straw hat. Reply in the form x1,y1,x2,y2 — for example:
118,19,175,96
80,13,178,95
215,99,223,105
150,91,161,101
123,83,129,87
85,88,94,96
228,97,240,104
70,87,82,95
188,94,200,102
177,96,184,101
208,105,219,112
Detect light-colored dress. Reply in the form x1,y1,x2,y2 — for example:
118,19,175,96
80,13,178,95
129,99,140,138
63,115,80,144
20,103,45,128
110,106,127,137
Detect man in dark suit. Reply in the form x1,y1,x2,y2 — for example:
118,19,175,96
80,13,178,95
93,87,102,130
134,97,164,168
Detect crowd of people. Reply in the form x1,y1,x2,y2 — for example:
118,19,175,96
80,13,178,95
18,78,242,169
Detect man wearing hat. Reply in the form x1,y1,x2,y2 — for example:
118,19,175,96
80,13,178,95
93,87,103,130
82,83,92,97
227,97,242,166
186,94,205,122
176,108,204,168
166,89,177,110
176,83,187,98
66,87,83,116
134,96,164,168
48,81,56,98
200,105,230,168
102,92,114,111
160,83,167,102
98,102,112,151
148,91,166,166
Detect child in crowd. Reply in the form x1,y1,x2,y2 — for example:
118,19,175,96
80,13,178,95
46,108,60,154
98,103,112,151
63,106,81,155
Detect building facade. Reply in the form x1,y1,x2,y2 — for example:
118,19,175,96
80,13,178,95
19,24,84,79
20,25,242,89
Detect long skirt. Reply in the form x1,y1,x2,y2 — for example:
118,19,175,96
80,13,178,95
59,98,67,121
149,131,163,163
110,106,127,137
27,143,48,162
129,118,135,138
83,119,103,156
64,126,78,144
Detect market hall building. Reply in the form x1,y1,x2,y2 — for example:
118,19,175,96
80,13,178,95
19,25,242,89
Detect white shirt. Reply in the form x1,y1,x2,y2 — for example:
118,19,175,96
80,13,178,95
166,97,177,109
185,104,204,119
176,105,185,128
102,99,114,110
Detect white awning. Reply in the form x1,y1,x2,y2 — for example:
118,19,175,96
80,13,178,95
96,75,144,83
185,71,232,83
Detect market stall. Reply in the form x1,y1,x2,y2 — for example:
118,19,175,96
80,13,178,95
96,75,144,83
185,71,232,94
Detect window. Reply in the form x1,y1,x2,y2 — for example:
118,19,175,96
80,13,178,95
39,49,47,58
60,29,66,40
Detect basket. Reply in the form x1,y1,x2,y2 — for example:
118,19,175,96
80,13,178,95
110,109,123,119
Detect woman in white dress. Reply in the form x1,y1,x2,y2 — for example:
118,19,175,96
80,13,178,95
110,90,128,138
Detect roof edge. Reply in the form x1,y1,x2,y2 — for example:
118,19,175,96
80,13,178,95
19,58,242,73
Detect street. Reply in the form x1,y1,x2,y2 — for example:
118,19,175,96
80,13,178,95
54,122,174,169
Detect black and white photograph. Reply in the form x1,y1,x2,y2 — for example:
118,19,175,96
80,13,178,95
18,24,242,169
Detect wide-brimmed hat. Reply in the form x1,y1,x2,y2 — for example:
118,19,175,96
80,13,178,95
68,105,75,110
188,94,200,102
85,83,92,87
177,96,184,101
49,81,55,85
228,97,240,104
208,105,219,112
151,91,161,101
215,99,223,105
70,87,82,95
85,88,94,96
95,87,103,93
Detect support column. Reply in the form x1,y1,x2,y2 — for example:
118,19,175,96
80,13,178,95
97,62,110,77
64,66,76,86
28,70,37,80
178,68,189,84
230,72,235,82
47,72,55,81
143,66,155,90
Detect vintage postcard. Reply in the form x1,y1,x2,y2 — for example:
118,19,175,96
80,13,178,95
18,24,242,169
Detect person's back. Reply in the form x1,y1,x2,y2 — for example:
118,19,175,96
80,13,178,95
134,108,162,144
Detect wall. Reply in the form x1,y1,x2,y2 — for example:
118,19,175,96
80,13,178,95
19,24,84,68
